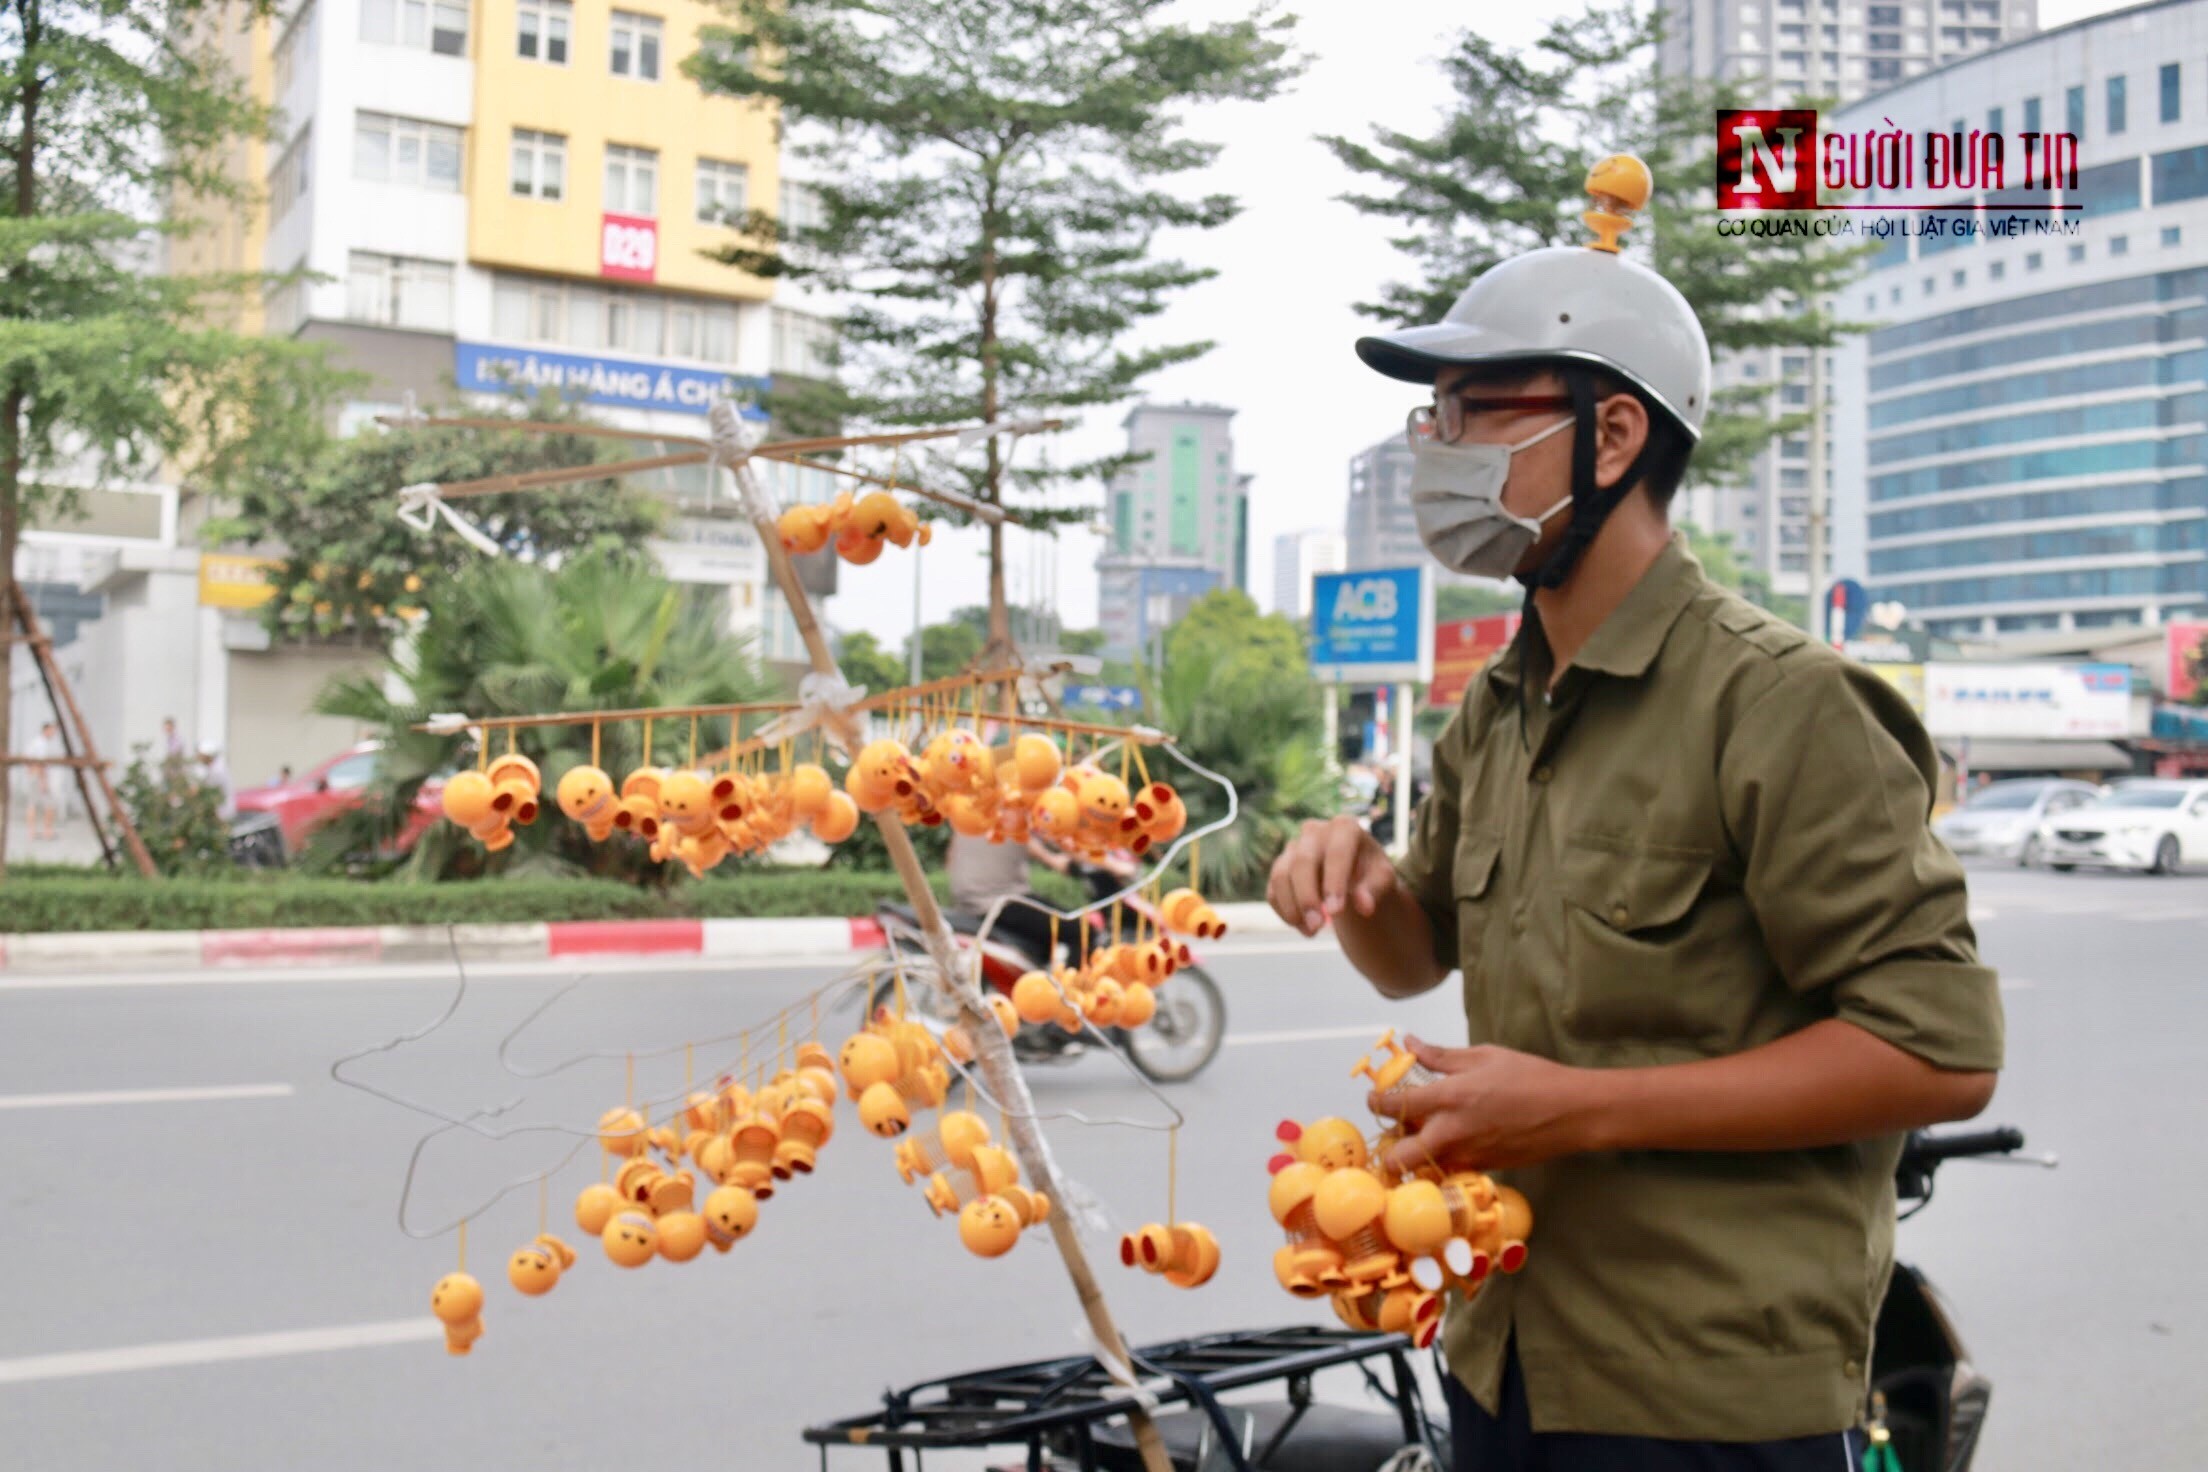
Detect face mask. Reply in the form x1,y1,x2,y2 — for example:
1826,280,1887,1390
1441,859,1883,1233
1408,415,1575,580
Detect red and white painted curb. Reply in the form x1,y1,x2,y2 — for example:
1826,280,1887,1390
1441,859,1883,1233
0,904,1285,975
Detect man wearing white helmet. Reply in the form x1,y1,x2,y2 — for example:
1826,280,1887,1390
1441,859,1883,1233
1268,160,2004,1467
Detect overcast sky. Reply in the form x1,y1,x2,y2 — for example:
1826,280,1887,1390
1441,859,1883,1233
817,0,2125,647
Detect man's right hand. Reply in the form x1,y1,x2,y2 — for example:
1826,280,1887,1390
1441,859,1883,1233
1267,816,1405,939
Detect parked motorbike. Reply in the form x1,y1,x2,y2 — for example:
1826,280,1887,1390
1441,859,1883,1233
867,859,1226,1084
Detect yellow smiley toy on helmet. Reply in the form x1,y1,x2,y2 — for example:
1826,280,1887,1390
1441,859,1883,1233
1354,155,1713,589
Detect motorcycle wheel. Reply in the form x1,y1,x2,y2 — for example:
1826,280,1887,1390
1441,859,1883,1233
1120,966,1226,1084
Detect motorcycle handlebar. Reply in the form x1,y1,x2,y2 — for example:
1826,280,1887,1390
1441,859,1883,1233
1901,1125,2024,1168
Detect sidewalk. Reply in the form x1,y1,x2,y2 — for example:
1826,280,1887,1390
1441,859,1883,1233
0,902,1292,975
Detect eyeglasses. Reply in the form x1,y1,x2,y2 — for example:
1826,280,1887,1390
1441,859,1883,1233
1406,394,1575,447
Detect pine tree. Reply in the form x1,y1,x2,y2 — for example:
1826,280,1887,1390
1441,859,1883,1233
0,0,345,871
686,0,1298,658
1320,1,1875,490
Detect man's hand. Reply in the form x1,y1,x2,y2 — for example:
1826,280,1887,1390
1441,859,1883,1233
1267,816,1403,938
1368,1036,1609,1174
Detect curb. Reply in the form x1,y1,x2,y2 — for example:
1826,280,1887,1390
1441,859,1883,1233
0,903,1285,976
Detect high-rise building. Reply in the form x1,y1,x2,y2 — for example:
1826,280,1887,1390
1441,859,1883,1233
62,0,837,780
1658,0,2039,596
1344,432,1421,573
1832,0,2208,638
1271,529,1347,619
1097,402,1247,655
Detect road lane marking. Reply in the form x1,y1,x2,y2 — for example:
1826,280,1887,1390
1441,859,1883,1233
0,1319,438,1385
1226,1025,1400,1047
0,1084,294,1111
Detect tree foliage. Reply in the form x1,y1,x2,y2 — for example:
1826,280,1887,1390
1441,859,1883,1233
116,747,231,876
1143,590,1334,897
310,548,773,882
210,395,666,643
1320,1,1876,490
1435,582,1523,622
686,0,1298,649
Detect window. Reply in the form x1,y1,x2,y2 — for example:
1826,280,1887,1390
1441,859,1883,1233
510,128,566,199
1890,284,1902,303
2153,144,2208,205
2024,95,2040,135
2026,250,2042,270
609,11,662,79
268,127,311,221
360,0,467,54
2067,242,2086,263
1987,105,2003,135
345,252,455,331
1989,259,2005,280
1922,275,1935,296
325,752,378,791
2110,234,2129,257
273,3,315,95
490,274,741,362
695,158,747,225
355,112,463,191
772,308,835,377
2162,62,2182,123
2166,225,2184,248
517,0,568,62
2072,156,2141,215
1783,383,1809,405
1952,268,1966,287
604,144,658,216
264,278,304,336
2107,75,2127,135
2067,84,2085,138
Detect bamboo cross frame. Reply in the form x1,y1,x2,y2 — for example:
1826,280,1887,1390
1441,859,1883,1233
375,412,1063,526
391,406,1174,1472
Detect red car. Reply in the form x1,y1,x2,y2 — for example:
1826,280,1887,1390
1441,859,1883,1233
234,742,445,861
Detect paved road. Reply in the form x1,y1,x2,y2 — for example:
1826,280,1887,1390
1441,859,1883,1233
0,865,2201,1470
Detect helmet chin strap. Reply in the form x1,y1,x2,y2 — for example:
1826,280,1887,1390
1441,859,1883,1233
1530,367,1656,591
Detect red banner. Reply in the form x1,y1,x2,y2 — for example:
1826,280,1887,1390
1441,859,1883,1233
1429,613,1521,709
2168,620,2208,702
599,213,658,282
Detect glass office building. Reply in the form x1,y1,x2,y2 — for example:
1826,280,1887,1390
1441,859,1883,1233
1832,0,2208,637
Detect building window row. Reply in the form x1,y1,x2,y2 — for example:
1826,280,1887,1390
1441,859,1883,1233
1869,309,2207,394
1869,349,2208,433
503,132,751,225
1869,269,2208,359
346,251,455,332
1869,434,2205,503
1869,519,2205,577
267,126,311,223
489,274,742,364
1870,478,2208,539
359,0,466,55
1875,563,2201,610
354,111,462,191
1869,393,2196,467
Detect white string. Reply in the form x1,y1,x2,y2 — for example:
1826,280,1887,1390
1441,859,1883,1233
748,671,868,748
396,483,503,557
1076,1319,1164,1412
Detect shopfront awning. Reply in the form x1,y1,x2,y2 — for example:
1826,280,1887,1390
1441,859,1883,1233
1946,739,2135,773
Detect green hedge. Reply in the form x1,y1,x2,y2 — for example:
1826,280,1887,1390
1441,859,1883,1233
0,867,1087,934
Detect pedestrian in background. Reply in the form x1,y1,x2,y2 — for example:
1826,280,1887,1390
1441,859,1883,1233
25,721,60,841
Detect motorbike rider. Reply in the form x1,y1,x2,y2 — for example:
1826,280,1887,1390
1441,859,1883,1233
1266,155,2006,1470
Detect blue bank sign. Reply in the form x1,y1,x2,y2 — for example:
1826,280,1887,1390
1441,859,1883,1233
1310,566,1433,686
455,342,770,418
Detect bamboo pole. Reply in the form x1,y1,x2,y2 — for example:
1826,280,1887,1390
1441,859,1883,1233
718,422,1173,1472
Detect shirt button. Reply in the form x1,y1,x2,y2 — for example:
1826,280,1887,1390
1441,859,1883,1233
1609,904,1629,927
1532,766,1553,785
1511,906,1527,936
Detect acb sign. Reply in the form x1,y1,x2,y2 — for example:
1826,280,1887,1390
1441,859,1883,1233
1309,566,1433,687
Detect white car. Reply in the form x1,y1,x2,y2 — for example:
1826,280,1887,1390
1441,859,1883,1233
1933,779,2101,866
2036,780,2208,874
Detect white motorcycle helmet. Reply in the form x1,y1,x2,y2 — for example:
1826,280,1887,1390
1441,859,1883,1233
1355,155,1712,442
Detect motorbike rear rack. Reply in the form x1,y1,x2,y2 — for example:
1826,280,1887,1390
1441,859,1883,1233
803,1325,1438,1472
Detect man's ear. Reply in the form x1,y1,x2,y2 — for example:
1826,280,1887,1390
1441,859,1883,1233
1592,394,1650,493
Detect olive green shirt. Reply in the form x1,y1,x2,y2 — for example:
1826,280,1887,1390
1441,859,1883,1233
1398,533,2003,1442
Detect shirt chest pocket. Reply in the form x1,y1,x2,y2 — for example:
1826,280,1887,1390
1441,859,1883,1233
1555,839,1723,1045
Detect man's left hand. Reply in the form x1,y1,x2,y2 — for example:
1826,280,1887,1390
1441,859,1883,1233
1369,1036,1610,1174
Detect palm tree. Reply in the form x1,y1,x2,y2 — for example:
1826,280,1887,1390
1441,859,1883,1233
312,547,774,881
1143,591,1338,899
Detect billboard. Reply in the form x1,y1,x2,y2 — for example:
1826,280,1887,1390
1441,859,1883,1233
600,213,659,282
454,342,769,418
197,553,277,610
1310,567,1433,685
2167,620,2208,703
1924,662,2133,739
1429,612,1521,708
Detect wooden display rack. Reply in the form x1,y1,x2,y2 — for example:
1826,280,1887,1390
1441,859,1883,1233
390,405,1177,1472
